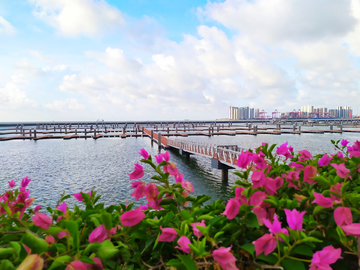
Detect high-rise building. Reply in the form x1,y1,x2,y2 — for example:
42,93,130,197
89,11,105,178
255,108,259,118
250,108,255,119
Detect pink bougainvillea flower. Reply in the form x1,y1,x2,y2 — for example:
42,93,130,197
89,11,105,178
251,171,265,189
222,198,240,220
342,223,360,236
353,140,360,151
34,205,41,212
163,151,170,162
139,205,148,211
84,257,103,270
33,212,52,229
347,146,354,152
175,236,191,253
182,181,194,193
45,235,56,245
109,225,121,236
158,226,178,242
57,231,70,239
128,162,144,180
56,202,67,215
312,192,333,208
121,208,145,227
334,207,352,227
337,151,344,158
331,163,351,179
253,154,267,170
290,162,304,171
65,260,87,270
237,151,253,169
8,180,16,188
276,142,293,160
164,162,179,176
330,183,342,203
350,151,360,158
130,182,146,201
139,148,149,159
191,220,206,238
341,139,350,147
318,154,332,167
155,154,163,164
286,171,300,190
175,174,184,183
235,187,247,205
249,191,267,207
146,197,163,210
21,176,31,188
145,184,158,201
253,234,277,256
263,214,288,236
73,189,85,202
213,246,238,270
309,245,342,270
303,166,317,185
89,224,108,243
284,209,306,231
253,206,268,226
264,176,283,196
299,150,312,161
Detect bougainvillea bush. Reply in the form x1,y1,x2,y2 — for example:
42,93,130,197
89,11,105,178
1,139,360,269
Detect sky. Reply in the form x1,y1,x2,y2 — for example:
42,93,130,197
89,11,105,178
1,0,360,122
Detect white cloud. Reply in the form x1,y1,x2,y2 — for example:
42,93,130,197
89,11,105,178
0,75,37,109
0,16,16,35
42,65,67,72
45,98,85,111
29,0,125,37
199,0,356,44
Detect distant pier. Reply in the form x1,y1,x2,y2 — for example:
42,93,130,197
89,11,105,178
0,119,359,141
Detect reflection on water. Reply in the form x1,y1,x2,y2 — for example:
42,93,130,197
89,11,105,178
1,129,359,208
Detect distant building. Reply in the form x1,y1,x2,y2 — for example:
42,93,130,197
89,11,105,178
250,108,255,119
255,108,259,118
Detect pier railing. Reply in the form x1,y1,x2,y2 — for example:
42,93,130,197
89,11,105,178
166,139,244,167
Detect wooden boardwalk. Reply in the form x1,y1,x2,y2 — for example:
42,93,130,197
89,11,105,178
1,122,359,142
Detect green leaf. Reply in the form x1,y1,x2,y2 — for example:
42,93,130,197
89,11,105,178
301,237,322,243
21,231,48,254
167,259,187,270
277,233,289,245
14,203,24,208
83,243,101,255
61,194,71,202
209,216,225,226
119,247,131,263
312,176,330,187
240,243,254,256
0,248,15,259
47,255,72,270
0,260,15,270
177,254,197,270
291,244,313,257
79,257,96,264
280,258,305,270
245,212,259,228
101,212,112,230
197,215,214,221
96,240,118,262
181,210,191,220
214,231,224,240
257,253,277,264
313,205,326,215
64,220,79,251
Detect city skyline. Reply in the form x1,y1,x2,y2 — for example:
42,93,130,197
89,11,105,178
229,105,354,120
1,1,360,121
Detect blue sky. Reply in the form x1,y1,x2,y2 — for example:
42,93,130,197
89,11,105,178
1,0,360,121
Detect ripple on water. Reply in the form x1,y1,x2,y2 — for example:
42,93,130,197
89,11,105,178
1,131,359,208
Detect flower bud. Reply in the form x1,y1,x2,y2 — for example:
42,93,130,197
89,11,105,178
17,254,44,270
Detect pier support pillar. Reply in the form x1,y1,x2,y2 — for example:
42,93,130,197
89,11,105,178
222,169,228,183
158,133,162,149
211,159,234,183
151,130,154,142
330,124,333,131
